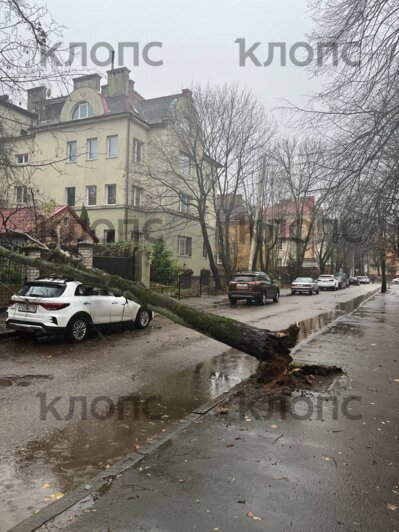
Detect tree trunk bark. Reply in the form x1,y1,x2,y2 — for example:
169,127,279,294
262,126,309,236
0,246,299,372
200,220,222,291
380,250,387,293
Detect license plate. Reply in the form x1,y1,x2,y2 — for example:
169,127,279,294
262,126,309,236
18,304,37,313
237,284,248,289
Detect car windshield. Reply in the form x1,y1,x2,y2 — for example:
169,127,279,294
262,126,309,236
295,278,313,282
319,276,333,279
233,275,257,282
17,283,66,298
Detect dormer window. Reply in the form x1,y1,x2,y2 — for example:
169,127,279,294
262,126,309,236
72,102,93,120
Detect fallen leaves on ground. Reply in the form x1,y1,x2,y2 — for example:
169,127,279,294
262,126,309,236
246,511,262,521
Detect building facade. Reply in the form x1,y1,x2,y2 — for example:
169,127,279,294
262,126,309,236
0,68,214,274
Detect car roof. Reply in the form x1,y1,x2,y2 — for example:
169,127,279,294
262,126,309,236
29,278,79,285
235,271,267,275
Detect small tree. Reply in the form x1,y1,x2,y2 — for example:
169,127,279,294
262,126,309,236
80,204,90,228
150,237,182,284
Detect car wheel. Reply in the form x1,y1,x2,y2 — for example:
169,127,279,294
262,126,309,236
273,291,279,303
135,308,150,329
291,290,296,295
229,298,237,305
316,289,320,294
67,316,90,343
309,289,313,295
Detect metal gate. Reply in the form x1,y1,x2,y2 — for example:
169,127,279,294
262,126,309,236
93,255,135,280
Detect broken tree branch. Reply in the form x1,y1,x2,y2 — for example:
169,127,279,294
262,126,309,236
0,245,299,371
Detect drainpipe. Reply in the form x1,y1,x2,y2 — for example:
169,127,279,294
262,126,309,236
124,118,131,241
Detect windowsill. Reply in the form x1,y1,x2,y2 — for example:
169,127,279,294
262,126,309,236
67,160,77,164
106,156,118,159
87,158,97,162
106,203,117,206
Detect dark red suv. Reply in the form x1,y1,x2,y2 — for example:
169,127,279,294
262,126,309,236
228,271,280,305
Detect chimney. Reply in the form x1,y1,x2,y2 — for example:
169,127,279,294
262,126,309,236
106,67,131,97
27,86,47,113
181,88,192,98
73,73,101,92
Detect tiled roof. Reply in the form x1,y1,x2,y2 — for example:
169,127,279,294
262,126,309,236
104,93,181,124
0,208,35,233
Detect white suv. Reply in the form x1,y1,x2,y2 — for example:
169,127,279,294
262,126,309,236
317,275,339,291
6,278,152,342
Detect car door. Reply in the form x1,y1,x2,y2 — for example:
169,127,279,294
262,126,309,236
78,287,112,324
263,275,273,298
110,294,130,323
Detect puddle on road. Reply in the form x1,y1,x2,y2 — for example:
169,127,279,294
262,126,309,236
1,352,258,530
298,293,372,341
0,289,375,530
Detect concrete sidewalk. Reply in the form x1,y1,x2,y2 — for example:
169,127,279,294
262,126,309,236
14,289,398,531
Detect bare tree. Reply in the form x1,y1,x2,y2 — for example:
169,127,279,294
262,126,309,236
143,83,273,287
270,138,327,278
304,0,399,224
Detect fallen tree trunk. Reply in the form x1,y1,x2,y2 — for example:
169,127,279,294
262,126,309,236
0,246,299,372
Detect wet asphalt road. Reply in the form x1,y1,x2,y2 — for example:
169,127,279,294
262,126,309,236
0,284,378,530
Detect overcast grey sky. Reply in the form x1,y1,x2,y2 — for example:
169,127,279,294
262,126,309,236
45,0,319,114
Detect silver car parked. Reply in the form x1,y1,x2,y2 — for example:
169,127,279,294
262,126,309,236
291,277,320,295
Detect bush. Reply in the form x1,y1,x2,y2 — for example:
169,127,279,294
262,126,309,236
150,237,182,284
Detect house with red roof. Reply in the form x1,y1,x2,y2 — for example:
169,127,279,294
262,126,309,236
0,205,98,247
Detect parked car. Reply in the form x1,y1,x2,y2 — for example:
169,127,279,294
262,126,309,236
357,275,370,284
349,276,360,286
291,277,319,295
334,273,349,289
6,278,153,342
317,274,339,291
392,278,399,285
228,271,280,305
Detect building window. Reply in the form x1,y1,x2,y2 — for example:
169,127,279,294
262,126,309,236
63,217,69,227
216,253,223,265
107,135,118,158
278,239,283,250
15,185,28,204
106,184,116,205
72,101,93,120
67,141,77,162
87,138,97,160
181,117,191,134
16,154,29,165
104,229,115,243
133,139,144,163
86,185,97,206
65,187,75,206
178,192,191,214
132,185,144,207
179,152,193,176
178,236,192,257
